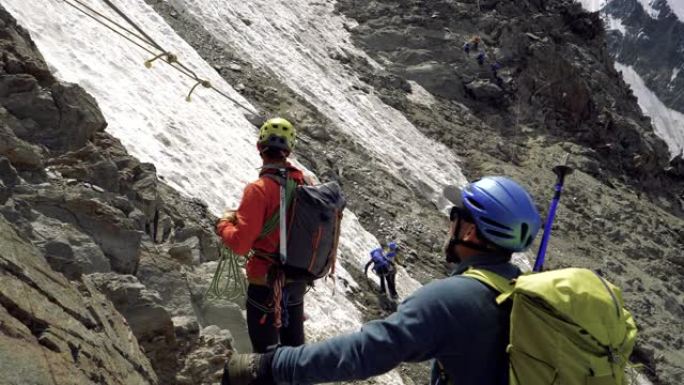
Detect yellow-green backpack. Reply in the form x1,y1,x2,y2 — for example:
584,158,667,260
463,267,638,385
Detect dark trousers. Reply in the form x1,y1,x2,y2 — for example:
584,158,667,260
377,266,398,298
246,282,307,353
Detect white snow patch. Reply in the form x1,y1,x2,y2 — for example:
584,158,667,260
636,0,661,18
604,14,627,34
616,62,684,157
407,80,438,107
577,0,608,12
670,67,680,83
665,0,684,21
170,0,469,211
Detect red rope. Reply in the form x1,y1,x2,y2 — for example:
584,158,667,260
271,270,286,328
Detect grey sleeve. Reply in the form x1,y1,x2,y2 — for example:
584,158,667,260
271,280,469,384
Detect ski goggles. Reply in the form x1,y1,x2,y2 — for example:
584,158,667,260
444,184,473,222
449,205,473,223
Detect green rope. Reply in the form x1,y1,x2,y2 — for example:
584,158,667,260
205,245,247,302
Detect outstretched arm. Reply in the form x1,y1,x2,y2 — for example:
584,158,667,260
271,281,461,384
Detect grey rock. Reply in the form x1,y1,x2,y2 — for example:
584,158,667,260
464,79,504,101
0,156,18,187
87,272,179,384
168,236,201,266
0,73,38,97
0,215,157,384
31,213,110,280
0,115,44,170
24,190,143,274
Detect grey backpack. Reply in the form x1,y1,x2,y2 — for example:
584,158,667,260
260,169,346,280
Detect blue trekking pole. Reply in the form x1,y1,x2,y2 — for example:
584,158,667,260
533,155,573,272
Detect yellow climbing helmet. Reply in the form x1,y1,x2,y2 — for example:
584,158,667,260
257,118,296,152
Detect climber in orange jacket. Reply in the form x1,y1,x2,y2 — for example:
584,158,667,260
216,117,308,353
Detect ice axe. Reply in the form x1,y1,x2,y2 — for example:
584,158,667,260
532,154,574,272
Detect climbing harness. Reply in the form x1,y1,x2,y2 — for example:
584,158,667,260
59,0,258,113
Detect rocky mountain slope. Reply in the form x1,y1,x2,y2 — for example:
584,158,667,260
328,0,684,382
603,0,684,113
1,1,683,385
0,7,233,384
145,0,684,383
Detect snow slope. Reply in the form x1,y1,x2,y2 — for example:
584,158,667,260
578,0,608,12
666,0,684,21
170,0,468,208
3,0,427,383
636,0,661,18
616,63,684,157
579,0,684,20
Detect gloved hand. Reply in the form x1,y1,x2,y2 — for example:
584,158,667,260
221,209,237,223
220,352,275,385
215,210,237,234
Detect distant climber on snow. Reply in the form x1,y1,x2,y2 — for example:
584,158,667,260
364,241,399,299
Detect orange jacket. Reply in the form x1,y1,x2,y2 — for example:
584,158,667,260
217,164,305,283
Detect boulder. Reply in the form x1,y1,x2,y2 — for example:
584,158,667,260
464,79,504,101
30,213,111,280
0,114,44,170
168,237,201,266
20,187,143,274
175,325,232,385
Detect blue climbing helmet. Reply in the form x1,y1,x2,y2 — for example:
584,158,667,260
449,177,541,252
388,242,398,251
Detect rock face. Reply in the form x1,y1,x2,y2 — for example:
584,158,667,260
0,215,157,385
0,5,229,385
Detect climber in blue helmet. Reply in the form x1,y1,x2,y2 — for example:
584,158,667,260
364,241,400,299
221,176,541,385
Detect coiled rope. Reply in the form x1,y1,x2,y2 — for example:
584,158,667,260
205,245,248,302
59,0,258,113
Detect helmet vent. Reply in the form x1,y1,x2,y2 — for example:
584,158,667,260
520,223,529,242
480,217,513,231
466,197,484,210
486,229,513,239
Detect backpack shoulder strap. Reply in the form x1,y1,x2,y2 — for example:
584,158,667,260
462,268,515,305
257,170,297,240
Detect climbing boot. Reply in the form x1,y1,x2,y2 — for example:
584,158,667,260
221,352,274,385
